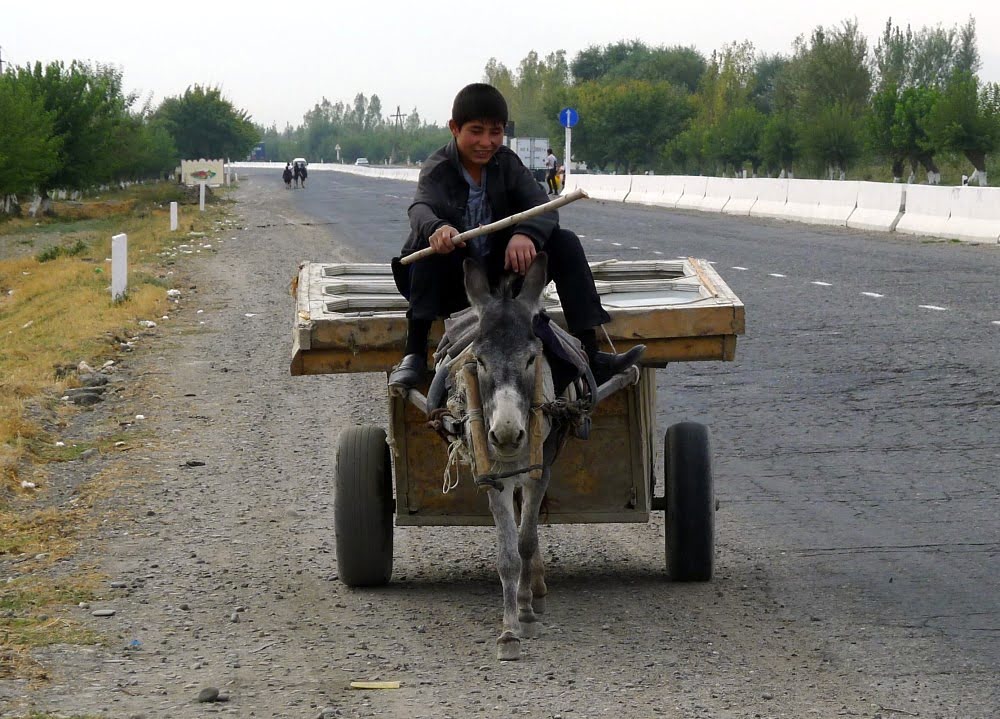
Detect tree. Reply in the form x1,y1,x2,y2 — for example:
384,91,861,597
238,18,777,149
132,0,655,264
892,86,941,182
14,60,136,200
484,50,569,136
0,73,61,213
156,85,258,160
570,41,706,92
710,106,765,175
800,103,862,178
868,84,941,181
923,72,999,184
566,79,693,173
759,113,798,177
787,20,871,118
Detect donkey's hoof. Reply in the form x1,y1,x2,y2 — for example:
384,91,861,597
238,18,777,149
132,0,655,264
532,595,546,615
496,632,521,661
518,618,541,639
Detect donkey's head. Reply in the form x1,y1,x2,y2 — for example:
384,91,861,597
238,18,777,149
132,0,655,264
464,253,548,461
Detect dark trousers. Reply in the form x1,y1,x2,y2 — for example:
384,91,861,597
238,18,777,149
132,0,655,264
406,228,610,333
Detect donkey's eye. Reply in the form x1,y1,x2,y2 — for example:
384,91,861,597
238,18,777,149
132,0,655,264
525,355,536,369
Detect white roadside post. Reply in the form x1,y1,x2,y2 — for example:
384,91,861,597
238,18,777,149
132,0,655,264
199,182,206,212
169,201,178,231
111,233,128,301
559,106,578,191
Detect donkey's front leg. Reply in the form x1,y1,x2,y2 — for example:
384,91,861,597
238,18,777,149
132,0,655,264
517,471,549,637
487,485,522,661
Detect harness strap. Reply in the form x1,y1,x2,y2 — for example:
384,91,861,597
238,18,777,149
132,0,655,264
474,464,546,490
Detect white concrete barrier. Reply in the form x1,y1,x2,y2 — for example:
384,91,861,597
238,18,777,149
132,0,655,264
627,175,682,207
674,176,708,210
627,175,667,206
942,186,1000,243
749,178,789,219
777,179,825,223
847,182,905,232
811,180,860,226
722,179,759,216
574,174,632,202
696,177,734,212
895,185,954,238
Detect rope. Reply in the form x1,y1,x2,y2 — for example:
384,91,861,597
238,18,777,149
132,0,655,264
600,324,618,353
442,437,474,493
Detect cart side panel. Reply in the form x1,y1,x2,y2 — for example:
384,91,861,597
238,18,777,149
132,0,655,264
391,375,652,526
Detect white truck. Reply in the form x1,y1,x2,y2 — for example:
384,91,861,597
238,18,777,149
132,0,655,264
510,137,551,171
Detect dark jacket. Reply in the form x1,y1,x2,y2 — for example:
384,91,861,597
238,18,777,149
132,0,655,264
401,140,556,255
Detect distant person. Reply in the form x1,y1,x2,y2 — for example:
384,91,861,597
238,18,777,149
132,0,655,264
295,161,308,188
544,148,558,195
282,163,293,189
387,82,643,390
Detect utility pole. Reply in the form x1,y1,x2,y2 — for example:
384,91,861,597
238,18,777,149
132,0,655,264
390,105,407,164
0,46,6,73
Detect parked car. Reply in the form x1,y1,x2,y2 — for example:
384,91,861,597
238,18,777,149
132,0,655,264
354,157,370,166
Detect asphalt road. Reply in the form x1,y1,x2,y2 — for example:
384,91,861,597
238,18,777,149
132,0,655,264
262,168,999,692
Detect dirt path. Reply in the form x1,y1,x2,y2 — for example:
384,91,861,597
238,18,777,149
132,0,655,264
1,177,990,719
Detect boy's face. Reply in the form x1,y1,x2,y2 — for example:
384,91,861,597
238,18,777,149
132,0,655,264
449,118,505,168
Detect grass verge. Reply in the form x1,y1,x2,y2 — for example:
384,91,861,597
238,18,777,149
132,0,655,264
0,180,232,683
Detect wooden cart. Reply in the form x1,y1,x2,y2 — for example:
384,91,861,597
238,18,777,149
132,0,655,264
292,258,744,585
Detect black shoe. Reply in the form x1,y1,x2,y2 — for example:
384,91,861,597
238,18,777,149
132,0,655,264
388,353,427,389
590,345,646,386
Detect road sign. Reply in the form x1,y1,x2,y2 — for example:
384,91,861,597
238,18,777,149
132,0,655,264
559,107,579,129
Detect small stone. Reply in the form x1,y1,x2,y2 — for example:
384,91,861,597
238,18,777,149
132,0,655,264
762,692,774,700
179,603,190,611
230,612,240,623
196,687,219,703
91,609,116,617
110,581,127,589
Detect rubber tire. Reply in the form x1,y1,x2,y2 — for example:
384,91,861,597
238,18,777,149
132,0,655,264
334,425,393,587
665,422,714,581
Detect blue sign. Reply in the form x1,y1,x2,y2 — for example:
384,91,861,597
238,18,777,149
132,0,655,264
559,107,579,128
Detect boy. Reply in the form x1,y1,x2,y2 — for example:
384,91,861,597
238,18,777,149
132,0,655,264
389,83,642,389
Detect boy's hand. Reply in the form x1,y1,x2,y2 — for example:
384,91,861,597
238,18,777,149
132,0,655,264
429,225,463,253
505,234,536,275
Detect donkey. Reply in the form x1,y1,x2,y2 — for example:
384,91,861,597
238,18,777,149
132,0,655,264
458,253,558,661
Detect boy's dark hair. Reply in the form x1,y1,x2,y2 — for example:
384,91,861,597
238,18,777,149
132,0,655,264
451,83,508,128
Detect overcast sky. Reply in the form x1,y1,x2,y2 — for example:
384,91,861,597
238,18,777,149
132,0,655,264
4,1,998,129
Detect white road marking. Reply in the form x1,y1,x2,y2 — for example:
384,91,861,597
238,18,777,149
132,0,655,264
578,235,587,238
811,281,832,286
769,273,786,278
629,246,640,250
611,242,623,247
731,266,748,271
593,238,603,242
653,250,663,255
919,305,948,311
992,321,1000,326
861,292,884,298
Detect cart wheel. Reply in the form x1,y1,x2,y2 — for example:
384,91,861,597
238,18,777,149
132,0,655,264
665,422,714,581
334,425,393,587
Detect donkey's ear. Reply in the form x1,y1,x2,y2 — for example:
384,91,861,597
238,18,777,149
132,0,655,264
463,258,491,313
518,252,548,311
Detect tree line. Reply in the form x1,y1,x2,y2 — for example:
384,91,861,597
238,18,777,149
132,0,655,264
255,94,451,165
0,60,259,215
487,17,998,184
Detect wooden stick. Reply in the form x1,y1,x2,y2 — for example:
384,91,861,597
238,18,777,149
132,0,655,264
399,188,589,266
462,358,491,482
528,353,544,480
